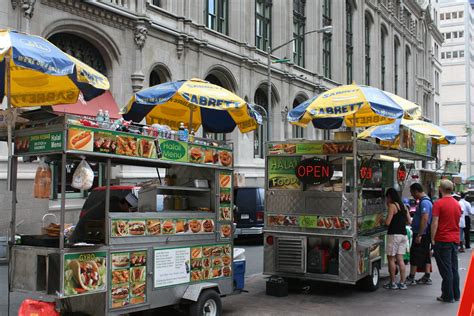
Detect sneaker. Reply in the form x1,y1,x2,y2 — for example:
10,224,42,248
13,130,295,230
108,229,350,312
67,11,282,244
405,277,416,286
398,282,408,290
416,276,432,285
383,282,399,290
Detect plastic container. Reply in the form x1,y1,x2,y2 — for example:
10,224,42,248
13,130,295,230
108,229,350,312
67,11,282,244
233,259,246,290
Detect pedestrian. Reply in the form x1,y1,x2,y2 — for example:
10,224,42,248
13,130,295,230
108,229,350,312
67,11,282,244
459,192,473,249
384,188,412,290
406,183,433,286
431,179,462,303
452,193,465,252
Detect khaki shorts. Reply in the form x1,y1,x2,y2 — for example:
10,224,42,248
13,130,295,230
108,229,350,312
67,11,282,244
386,234,408,256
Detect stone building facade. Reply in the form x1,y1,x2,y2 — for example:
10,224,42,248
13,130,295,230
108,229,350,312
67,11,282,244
0,0,442,235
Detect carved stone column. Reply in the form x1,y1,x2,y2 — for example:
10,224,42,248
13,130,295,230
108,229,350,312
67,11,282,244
131,22,148,92
12,0,36,33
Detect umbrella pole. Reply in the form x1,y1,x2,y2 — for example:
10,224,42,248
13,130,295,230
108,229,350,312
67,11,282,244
189,105,194,133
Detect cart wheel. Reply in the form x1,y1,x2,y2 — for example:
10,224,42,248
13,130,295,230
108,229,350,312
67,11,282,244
357,262,380,292
189,289,222,316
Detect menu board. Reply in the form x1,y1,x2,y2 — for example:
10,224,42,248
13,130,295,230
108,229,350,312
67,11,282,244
267,156,301,190
15,132,63,154
357,213,386,233
111,218,215,237
267,214,351,230
218,171,233,239
152,243,232,288
110,250,147,308
154,247,191,288
63,251,107,297
67,126,157,159
268,142,353,155
188,143,233,167
399,126,434,157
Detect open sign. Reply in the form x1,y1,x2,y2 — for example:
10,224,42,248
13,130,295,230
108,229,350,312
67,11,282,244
295,158,334,185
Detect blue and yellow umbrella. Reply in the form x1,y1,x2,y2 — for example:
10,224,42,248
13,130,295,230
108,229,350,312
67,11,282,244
122,78,262,133
288,85,404,128
358,119,456,145
0,29,109,106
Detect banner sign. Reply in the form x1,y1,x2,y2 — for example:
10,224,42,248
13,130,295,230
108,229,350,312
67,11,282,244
400,126,434,157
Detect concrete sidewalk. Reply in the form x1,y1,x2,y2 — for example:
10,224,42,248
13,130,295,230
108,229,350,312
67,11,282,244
0,250,471,315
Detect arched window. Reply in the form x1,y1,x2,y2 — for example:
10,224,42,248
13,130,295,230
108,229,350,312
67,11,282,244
49,33,107,76
346,0,353,84
381,26,388,90
364,13,372,85
322,0,332,78
254,87,268,158
292,97,305,138
149,64,171,87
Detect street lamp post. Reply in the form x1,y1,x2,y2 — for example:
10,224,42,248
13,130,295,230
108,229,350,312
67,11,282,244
266,25,332,141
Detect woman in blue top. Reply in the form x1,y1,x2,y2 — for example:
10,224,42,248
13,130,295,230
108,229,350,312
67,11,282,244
384,188,412,290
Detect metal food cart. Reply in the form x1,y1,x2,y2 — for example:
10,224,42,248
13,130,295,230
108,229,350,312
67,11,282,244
263,138,437,291
7,115,238,315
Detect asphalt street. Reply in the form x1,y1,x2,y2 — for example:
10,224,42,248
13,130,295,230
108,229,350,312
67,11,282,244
0,244,470,316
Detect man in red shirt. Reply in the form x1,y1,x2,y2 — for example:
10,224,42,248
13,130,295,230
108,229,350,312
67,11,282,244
431,179,462,303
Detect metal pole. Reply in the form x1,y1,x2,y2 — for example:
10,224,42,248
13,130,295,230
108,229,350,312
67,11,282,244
465,2,472,177
5,55,13,191
105,159,111,245
7,156,17,316
267,46,272,142
59,154,66,297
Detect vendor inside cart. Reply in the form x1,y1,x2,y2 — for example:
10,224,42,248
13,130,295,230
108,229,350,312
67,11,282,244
70,190,138,244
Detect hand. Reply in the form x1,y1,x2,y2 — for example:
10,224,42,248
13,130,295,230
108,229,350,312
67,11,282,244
415,235,422,244
431,240,435,246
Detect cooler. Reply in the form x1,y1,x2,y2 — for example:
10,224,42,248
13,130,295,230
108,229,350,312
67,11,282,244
233,248,246,290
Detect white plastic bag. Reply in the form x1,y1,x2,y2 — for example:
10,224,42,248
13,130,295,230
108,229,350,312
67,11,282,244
71,159,94,190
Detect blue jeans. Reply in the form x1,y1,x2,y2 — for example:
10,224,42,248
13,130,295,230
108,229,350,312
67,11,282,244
433,242,460,301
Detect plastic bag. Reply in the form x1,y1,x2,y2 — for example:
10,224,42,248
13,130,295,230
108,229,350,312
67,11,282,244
71,159,94,190
33,157,52,199
18,299,59,316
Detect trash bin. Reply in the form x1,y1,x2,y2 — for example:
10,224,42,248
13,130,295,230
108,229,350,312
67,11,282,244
233,248,246,290
0,236,7,259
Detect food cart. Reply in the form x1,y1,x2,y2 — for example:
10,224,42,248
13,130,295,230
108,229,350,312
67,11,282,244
6,114,238,315
263,135,438,291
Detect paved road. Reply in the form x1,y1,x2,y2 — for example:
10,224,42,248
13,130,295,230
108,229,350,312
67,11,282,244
1,246,470,316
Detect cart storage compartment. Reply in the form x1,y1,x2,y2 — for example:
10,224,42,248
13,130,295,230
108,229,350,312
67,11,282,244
307,247,329,273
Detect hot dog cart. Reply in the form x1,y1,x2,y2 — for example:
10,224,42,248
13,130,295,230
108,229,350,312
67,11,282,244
6,114,238,315
263,138,437,291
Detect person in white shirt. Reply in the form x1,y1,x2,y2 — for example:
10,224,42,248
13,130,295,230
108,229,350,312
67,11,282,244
460,192,473,249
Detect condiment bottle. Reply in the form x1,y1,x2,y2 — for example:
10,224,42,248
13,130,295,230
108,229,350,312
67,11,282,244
178,122,185,141
189,129,195,143
96,109,104,127
103,110,110,129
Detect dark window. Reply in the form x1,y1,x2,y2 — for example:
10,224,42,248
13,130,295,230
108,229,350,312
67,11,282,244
322,0,331,78
293,0,306,67
440,13,444,20
346,0,353,84
364,16,371,85
49,33,107,76
441,52,445,59
405,48,410,99
152,0,160,6
381,29,387,90
254,87,268,158
292,98,304,138
256,0,272,51
206,0,228,34
394,39,399,94
459,11,463,18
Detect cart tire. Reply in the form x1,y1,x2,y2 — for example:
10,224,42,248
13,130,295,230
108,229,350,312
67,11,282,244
358,262,380,292
189,289,221,316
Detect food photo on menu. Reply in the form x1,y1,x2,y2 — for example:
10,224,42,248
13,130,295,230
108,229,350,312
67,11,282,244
111,251,147,308
190,244,232,282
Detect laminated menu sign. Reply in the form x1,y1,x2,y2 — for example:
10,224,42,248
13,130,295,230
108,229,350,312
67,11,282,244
15,132,63,154
267,156,301,190
189,144,233,167
219,171,232,221
67,126,157,158
190,244,232,282
154,247,191,288
110,250,147,309
111,218,215,237
63,251,107,297
267,214,351,230
159,139,188,162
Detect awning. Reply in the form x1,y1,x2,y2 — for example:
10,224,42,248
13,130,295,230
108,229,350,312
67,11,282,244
52,91,121,119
